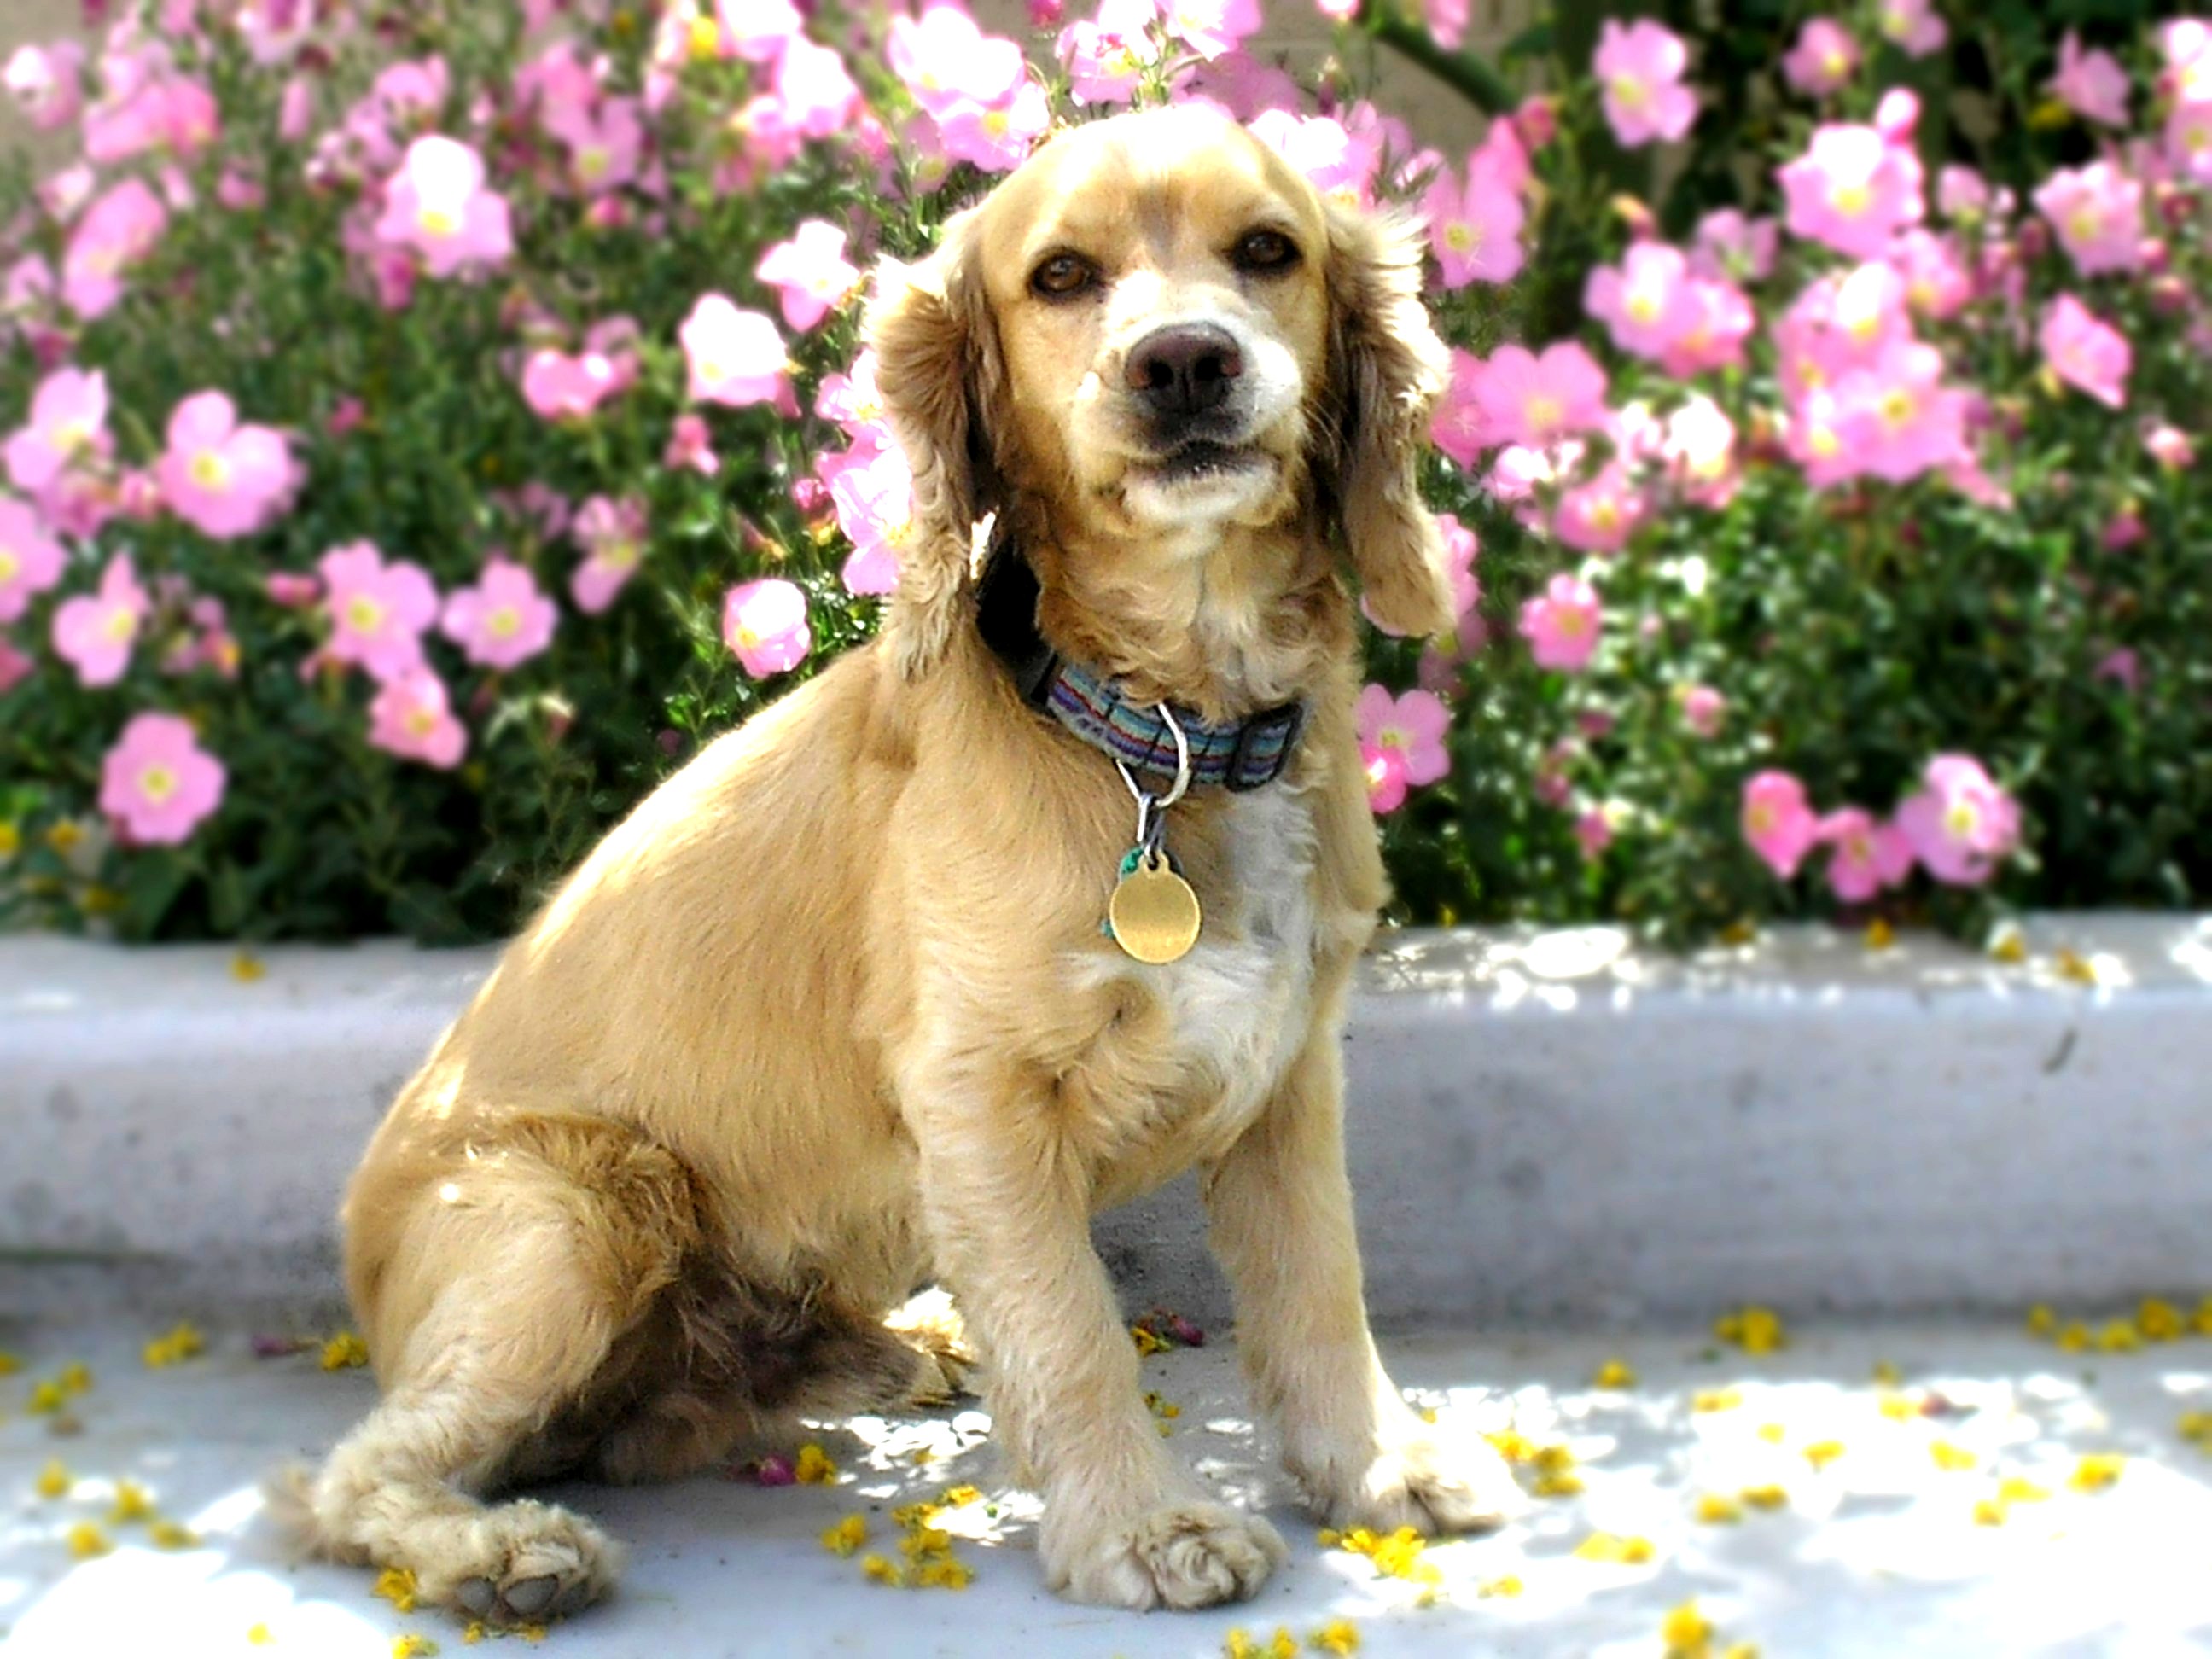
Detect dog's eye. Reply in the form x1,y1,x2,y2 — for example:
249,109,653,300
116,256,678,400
1233,230,1299,273
1030,253,1098,299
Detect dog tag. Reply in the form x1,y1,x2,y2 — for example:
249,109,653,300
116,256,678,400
1108,848,1202,964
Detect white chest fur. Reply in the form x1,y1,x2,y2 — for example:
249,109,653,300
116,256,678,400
1072,784,1321,1156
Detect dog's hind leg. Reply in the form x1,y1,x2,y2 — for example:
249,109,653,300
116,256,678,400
276,1121,699,1625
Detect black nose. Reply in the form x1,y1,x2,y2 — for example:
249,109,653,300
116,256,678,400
1125,323,1243,418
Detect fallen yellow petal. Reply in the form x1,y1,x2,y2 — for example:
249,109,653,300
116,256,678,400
1695,1493,1743,1524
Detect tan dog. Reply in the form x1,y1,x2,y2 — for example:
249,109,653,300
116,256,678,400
282,104,1519,1623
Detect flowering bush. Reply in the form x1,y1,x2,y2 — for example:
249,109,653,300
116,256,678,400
0,0,2205,946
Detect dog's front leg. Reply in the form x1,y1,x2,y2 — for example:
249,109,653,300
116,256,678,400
1202,1015,1524,1536
911,1063,1284,1610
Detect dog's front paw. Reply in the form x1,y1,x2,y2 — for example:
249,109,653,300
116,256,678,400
1307,1423,1525,1537
415,1498,624,1626
1048,1499,1285,1610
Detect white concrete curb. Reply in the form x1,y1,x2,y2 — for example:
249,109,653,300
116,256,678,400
6,915,2210,1326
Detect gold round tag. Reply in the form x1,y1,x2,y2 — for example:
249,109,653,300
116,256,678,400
1109,853,1202,964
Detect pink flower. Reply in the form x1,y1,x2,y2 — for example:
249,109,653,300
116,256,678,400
1876,0,1946,57
1783,17,1860,96
544,96,643,195
442,558,556,670
83,69,218,165
1819,807,1914,903
2142,421,2195,470
681,294,790,408
1741,771,1819,880
1888,229,1971,321
2040,294,2130,409
0,497,66,623
774,35,862,137
265,571,322,608
1356,684,1451,789
99,713,224,845
664,413,720,476
2050,32,2130,127
937,82,1053,172
1664,396,1738,507
2168,101,2212,185
5,368,108,498
61,178,169,319
1778,123,1924,259
723,578,811,678
1584,242,1698,363
520,347,626,422
830,445,915,597
0,634,30,694
1423,148,1525,287
368,666,468,769
1057,0,1161,105
1679,684,1726,737
1249,109,1383,206
1517,573,1602,672
1895,754,2020,887
1593,18,1697,148
1436,512,1480,618
1690,208,1778,282
4,41,84,131
52,554,148,687
1837,341,1969,485
1429,348,1491,469
1574,808,1615,860
375,136,514,278
717,0,803,61
891,5,1026,117
1470,343,1610,451
1362,744,1410,815
2034,162,2143,276
319,541,439,681
755,220,861,332
1161,0,1262,61
1554,463,1647,554
2093,647,2140,693
570,494,649,614
156,392,295,540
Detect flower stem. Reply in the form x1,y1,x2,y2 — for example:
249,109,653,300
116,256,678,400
1359,3,1515,116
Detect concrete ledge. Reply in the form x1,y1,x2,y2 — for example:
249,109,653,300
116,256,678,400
6,916,2210,1327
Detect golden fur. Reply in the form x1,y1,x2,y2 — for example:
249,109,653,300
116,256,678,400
282,107,1518,1624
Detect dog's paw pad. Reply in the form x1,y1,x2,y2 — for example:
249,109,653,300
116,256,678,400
1056,1501,1284,1610
418,1499,623,1625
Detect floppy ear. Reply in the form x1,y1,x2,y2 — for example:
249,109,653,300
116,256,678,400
1321,202,1456,640
865,209,1004,681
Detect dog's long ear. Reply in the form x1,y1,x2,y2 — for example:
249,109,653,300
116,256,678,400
1320,202,1456,640
866,208,1004,681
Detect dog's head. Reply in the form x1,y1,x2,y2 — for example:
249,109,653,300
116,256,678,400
868,105,1455,681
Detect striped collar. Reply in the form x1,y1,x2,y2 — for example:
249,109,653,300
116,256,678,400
974,539,1305,793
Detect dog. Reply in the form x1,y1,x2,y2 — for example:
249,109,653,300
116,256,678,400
281,103,1520,1624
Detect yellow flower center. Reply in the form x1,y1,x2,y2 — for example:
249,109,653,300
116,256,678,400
1525,393,1562,431
416,205,462,237
139,763,178,803
735,622,760,649
1944,800,1980,837
1377,724,1406,752
1555,608,1587,636
882,517,913,549
0,549,17,584
103,608,137,643
486,605,520,638
1831,181,1871,217
55,419,94,454
1809,422,1840,457
1822,49,1848,76
2068,207,2101,242
1747,802,1775,834
406,707,438,737
346,595,385,634
1627,292,1662,324
1609,74,1649,109
189,449,230,491
578,145,610,180
688,15,722,60
1444,223,1478,253
1589,499,1621,530
981,109,1010,138
1879,388,1917,428
601,539,640,570
1103,46,1138,76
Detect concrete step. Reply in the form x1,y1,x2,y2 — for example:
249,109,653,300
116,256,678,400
4,916,2210,1325
1,1314,2204,1656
